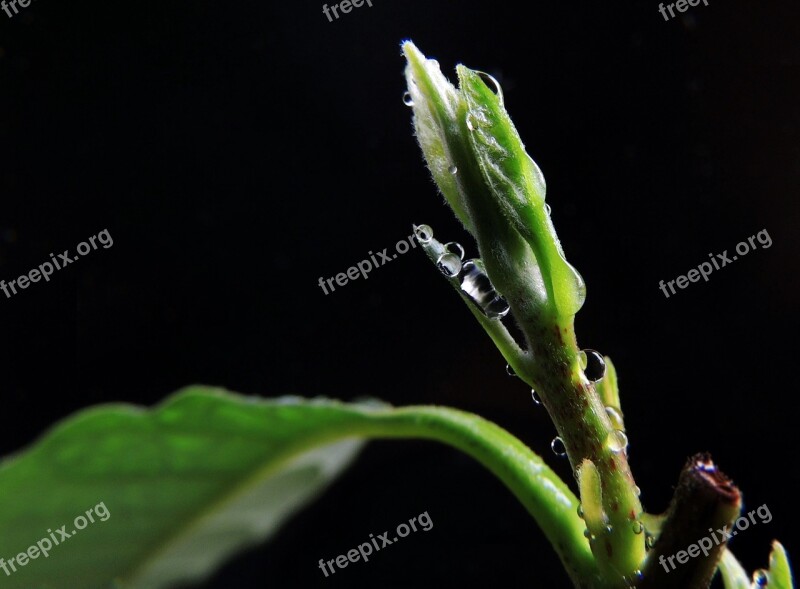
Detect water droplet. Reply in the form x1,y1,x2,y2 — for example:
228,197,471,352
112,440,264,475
632,521,644,534
583,528,593,539
580,349,606,382
605,524,613,534
506,364,516,377
444,242,465,260
646,534,656,549
485,301,510,319
545,203,552,216
577,504,584,518
413,224,433,244
476,71,504,104
460,259,510,319
753,569,768,586
560,259,587,315
551,436,566,457
634,485,641,497
448,164,458,174
606,430,629,454
436,252,463,277
531,390,542,405
605,407,624,430
402,92,414,106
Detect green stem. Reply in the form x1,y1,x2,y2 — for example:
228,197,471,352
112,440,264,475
295,404,603,587
518,318,645,586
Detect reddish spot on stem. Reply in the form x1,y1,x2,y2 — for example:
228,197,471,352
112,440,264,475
611,501,619,512
553,324,562,344
609,458,617,471
629,509,636,520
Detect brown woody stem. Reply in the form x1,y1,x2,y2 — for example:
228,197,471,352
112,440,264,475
639,453,742,589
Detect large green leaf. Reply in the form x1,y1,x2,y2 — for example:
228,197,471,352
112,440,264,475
0,386,594,588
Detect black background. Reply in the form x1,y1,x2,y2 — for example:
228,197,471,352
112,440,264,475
1,0,798,587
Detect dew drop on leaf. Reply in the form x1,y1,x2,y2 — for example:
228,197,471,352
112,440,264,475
476,71,504,105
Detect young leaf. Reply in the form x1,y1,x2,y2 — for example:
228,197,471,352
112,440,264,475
0,386,597,588
763,541,794,589
719,549,751,589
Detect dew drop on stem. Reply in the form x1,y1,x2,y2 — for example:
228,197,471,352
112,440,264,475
436,253,462,277
605,406,624,431
444,242,465,260
551,436,567,457
460,259,510,319
413,224,433,244
606,430,628,454
579,349,606,382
